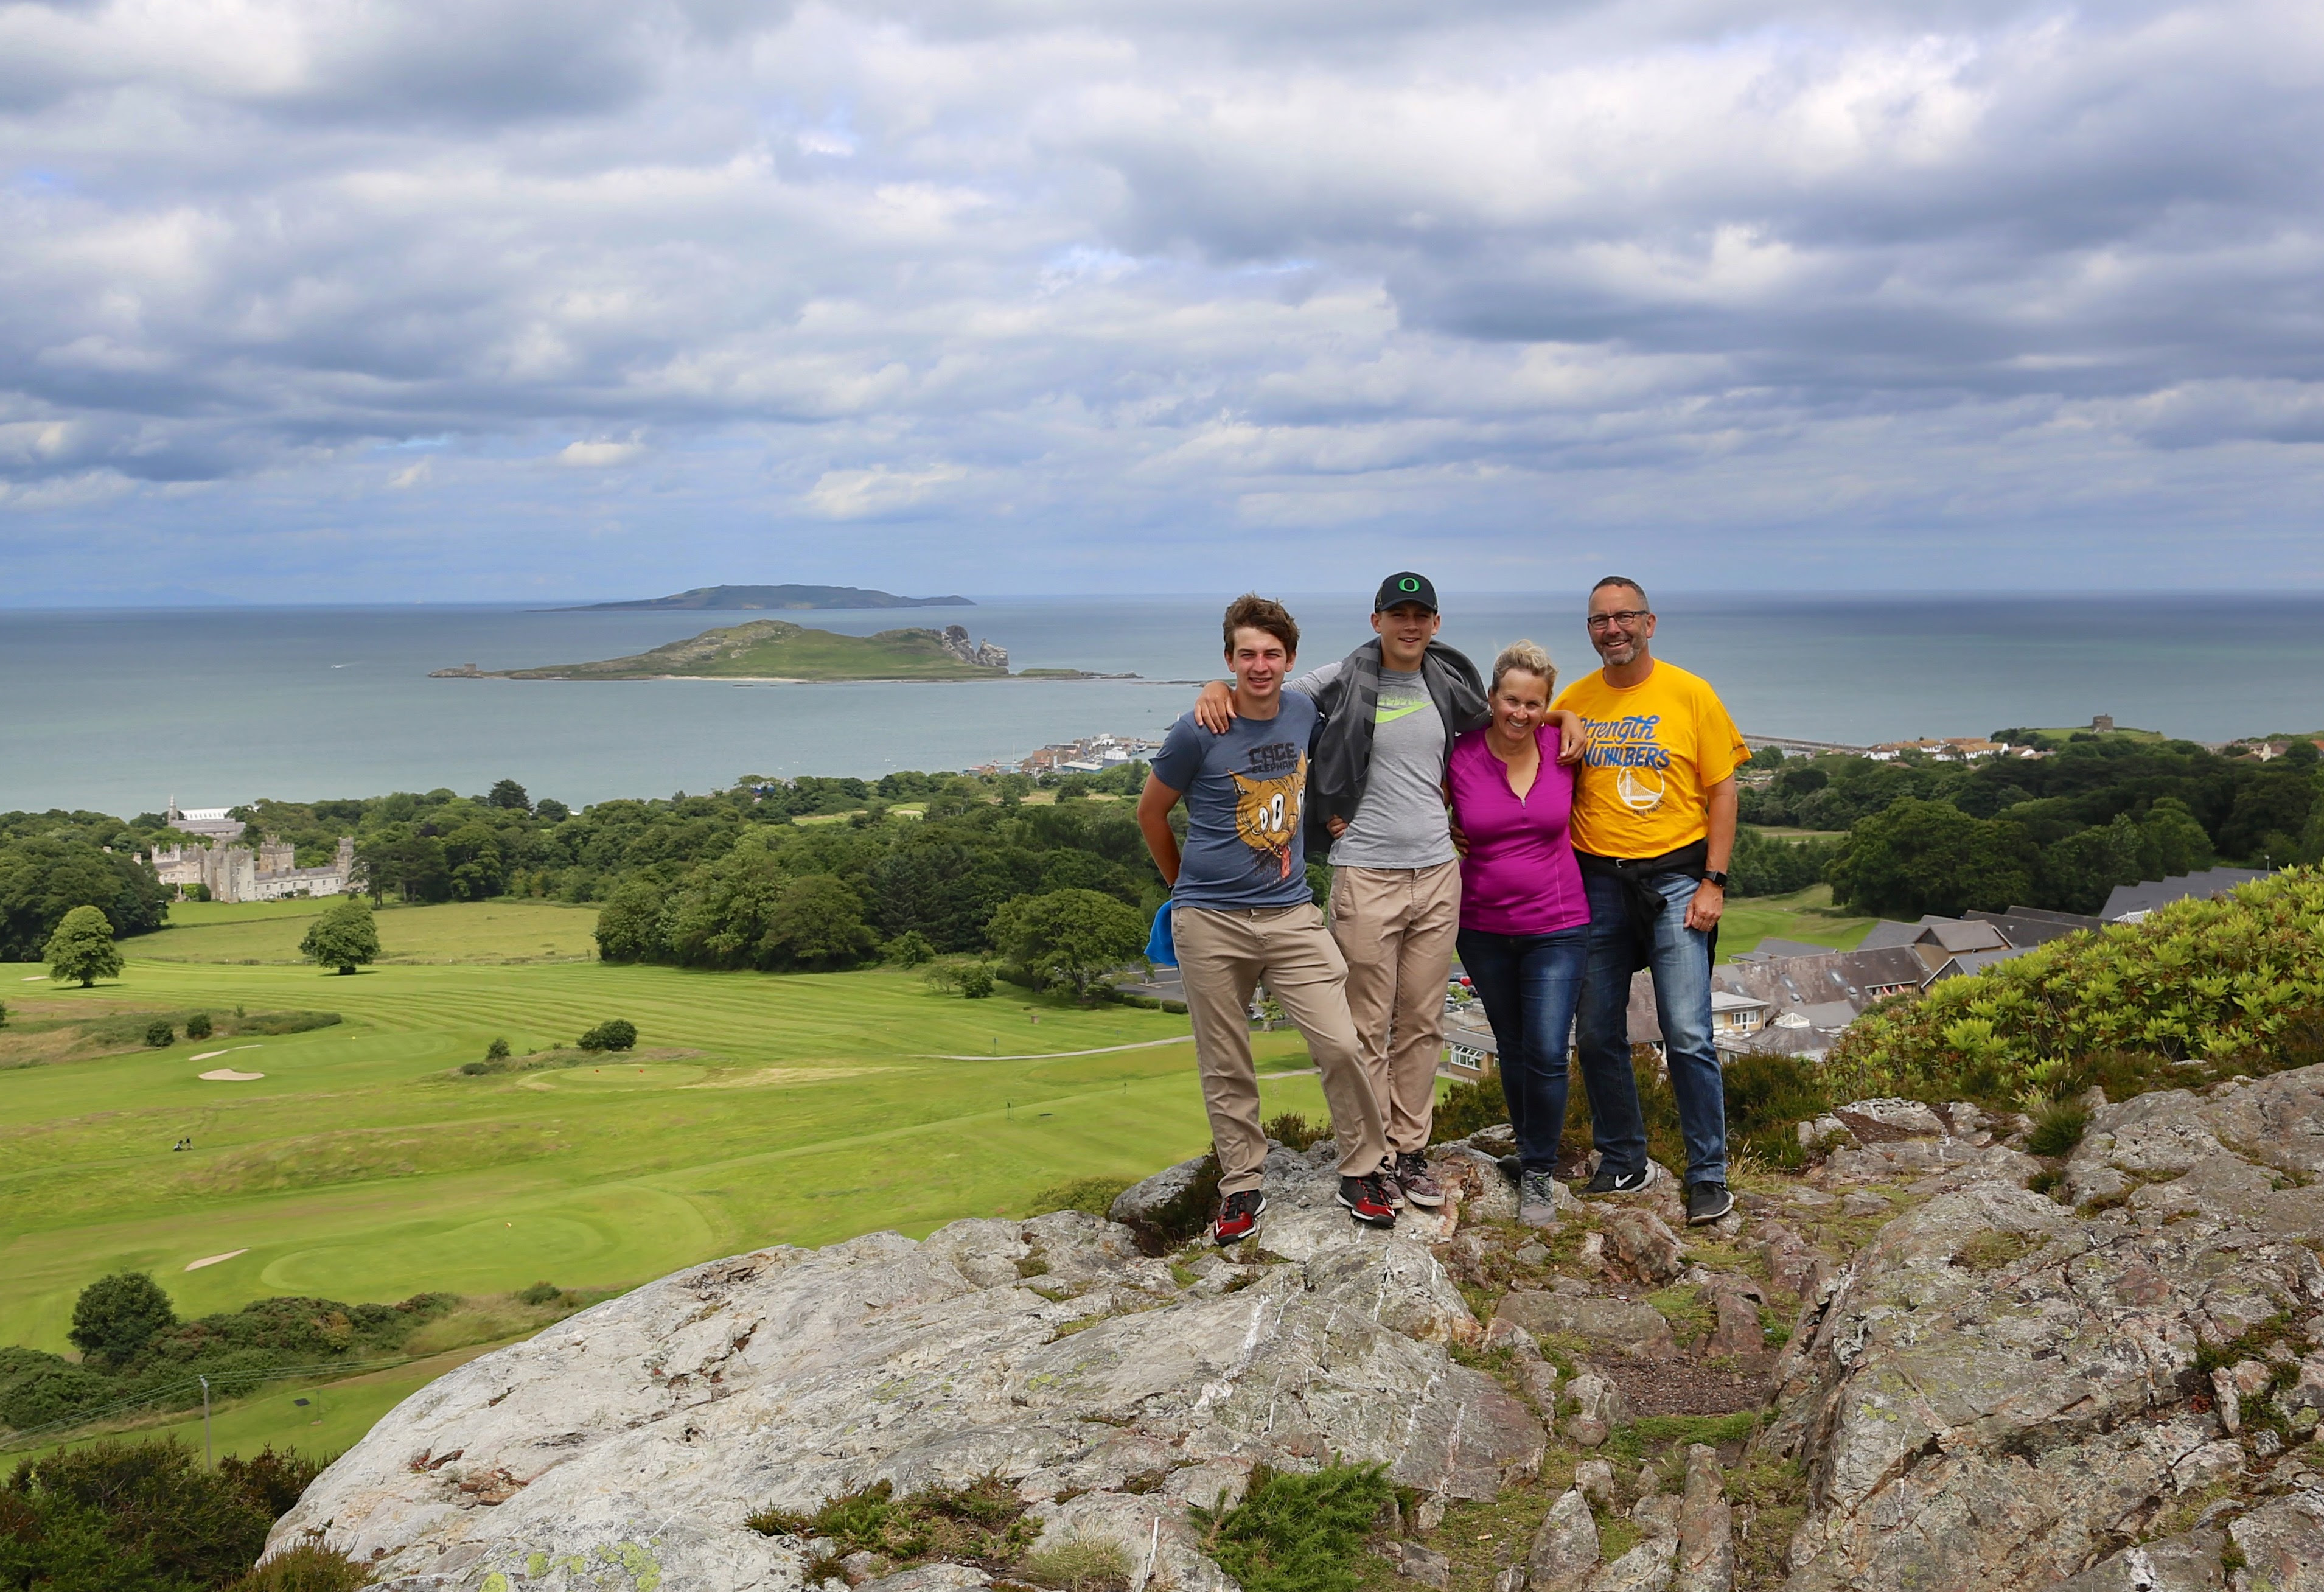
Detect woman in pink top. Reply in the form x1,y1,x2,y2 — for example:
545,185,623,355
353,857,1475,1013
1445,640,1590,1227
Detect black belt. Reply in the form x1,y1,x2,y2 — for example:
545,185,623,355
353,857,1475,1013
1576,841,1712,971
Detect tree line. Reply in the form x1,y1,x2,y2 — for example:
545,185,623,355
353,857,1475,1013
1742,732,2324,918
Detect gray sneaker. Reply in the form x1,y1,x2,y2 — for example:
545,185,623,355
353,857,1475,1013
1519,1170,1560,1229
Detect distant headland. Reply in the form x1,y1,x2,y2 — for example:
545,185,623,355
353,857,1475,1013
433,619,1121,682
556,584,972,612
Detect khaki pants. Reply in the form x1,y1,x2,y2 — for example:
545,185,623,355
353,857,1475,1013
1174,902,1387,1196
1329,859,1460,1155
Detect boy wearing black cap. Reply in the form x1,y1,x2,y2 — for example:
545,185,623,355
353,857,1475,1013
1195,573,1503,1207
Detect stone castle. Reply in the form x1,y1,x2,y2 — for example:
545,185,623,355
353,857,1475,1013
151,800,357,903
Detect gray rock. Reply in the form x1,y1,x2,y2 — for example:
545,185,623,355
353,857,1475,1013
2227,1495,2324,1591
271,1207,1544,1587
1109,1156,1210,1229
862,1566,990,1592
1496,1290,1679,1361
2039,1531,2225,1591
1529,1489,1601,1592
1765,1061,2324,1592
1838,1190,1891,1219
1574,1458,1616,1508
1389,1541,1453,1588
1669,1445,1731,1592
1517,1358,1562,1412
1585,1531,1677,1592
1563,1370,1629,1448
1631,1493,1682,1538
2211,1367,2242,1434
1601,1208,1684,1286
1704,1290,1764,1360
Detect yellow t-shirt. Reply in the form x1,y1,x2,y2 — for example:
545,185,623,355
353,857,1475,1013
1553,660,1746,859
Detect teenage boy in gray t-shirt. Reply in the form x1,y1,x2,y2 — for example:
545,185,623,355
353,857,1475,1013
1140,594,1395,1247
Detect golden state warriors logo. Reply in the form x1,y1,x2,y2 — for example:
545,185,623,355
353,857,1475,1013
1232,747,1305,879
1584,714,1670,813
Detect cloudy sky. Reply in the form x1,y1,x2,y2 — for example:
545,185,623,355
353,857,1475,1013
3,0,2321,603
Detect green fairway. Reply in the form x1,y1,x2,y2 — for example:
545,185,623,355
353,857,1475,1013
1718,884,1881,959
1,902,1331,1409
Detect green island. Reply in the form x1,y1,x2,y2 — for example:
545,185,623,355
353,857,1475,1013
436,618,1016,682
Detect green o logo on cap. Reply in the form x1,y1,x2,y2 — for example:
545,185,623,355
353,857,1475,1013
1400,578,1419,592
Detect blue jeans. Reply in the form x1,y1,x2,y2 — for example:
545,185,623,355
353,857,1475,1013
1574,867,1728,1186
1456,926,1588,1174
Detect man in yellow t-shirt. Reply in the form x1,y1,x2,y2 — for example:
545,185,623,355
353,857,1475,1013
1552,576,1746,1226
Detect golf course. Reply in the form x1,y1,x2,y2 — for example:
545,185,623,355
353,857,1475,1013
1,896,1330,1461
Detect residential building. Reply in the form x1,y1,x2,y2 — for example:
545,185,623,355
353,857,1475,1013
153,802,357,903
2101,868,2273,923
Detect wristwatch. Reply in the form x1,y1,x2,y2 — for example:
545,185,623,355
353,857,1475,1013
1702,870,1729,889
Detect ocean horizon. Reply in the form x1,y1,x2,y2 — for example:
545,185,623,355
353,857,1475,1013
4,592,2320,817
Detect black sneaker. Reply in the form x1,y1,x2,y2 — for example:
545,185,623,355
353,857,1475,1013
1338,1173,1397,1227
1581,1160,1659,1196
1213,1189,1266,1246
1686,1181,1734,1226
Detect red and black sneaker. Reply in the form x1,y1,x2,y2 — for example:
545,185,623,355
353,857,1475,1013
1213,1189,1266,1246
1338,1173,1397,1227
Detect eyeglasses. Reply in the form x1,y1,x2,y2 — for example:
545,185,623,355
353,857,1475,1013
1585,609,1649,631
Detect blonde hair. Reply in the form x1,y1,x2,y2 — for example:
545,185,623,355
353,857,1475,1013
1490,640,1556,697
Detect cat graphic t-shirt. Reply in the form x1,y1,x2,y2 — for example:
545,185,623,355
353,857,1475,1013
1150,692,1319,911
1553,660,1747,861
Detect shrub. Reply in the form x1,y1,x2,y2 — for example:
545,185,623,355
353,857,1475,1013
1829,868,2324,1107
517,1282,562,1306
459,1060,490,1075
1263,1111,1329,1151
885,930,936,968
230,1010,340,1036
1428,1074,1507,1143
1022,1537,1133,1592
577,1019,638,1052
1189,1462,1396,1592
184,1011,212,1040
226,1538,374,1590
2026,1101,2090,1157
2,1437,273,1589
1722,1050,1832,1169
485,1036,511,1061
68,1273,179,1367
145,1020,175,1049
1024,1177,1133,1218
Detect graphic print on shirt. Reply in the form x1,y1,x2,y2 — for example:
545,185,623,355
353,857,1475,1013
1373,685,1430,726
1230,743,1306,880
1579,713,1668,814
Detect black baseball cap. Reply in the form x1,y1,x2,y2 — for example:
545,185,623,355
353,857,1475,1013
1374,572,1438,612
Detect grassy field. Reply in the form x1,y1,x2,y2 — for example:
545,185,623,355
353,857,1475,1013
2,900,1331,1458
1717,884,1880,958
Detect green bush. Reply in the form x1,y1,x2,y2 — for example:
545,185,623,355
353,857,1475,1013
517,1282,562,1306
144,1020,175,1049
1189,1462,1396,1592
1263,1111,1330,1151
184,1012,212,1040
1722,1051,1832,1168
960,965,995,999
69,1273,178,1367
1021,1537,1132,1592
1427,1074,1507,1143
2,1438,271,1590
577,1018,638,1052
485,1036,511,1061
1830,868,2324,1108
2026,1101,2090,1157
1024,1177,1134,1218
225,1538,374,1590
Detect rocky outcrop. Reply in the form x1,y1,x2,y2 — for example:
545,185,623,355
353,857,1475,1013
1762,1063,2324,1592
273,1145,1534,1590
270,1066,2324,1592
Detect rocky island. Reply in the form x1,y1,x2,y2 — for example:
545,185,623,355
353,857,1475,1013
433,621,1017,682
562,585,974,613
269,1063,2324,1592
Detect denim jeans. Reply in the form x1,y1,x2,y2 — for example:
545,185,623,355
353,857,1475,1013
1574,867,1728,1186
1456,925,1588,1174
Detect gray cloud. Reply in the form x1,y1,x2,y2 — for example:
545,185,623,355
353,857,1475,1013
1,0,2320,596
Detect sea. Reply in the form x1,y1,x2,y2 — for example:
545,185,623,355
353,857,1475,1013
4,593,2322,818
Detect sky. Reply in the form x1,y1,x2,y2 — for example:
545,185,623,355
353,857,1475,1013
2,0,2322,604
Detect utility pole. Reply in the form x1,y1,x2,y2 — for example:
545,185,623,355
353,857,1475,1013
198,1375,211,1468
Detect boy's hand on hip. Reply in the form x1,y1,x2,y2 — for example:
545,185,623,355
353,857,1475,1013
1685,880,1725,932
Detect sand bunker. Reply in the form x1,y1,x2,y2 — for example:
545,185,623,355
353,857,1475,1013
190,1045,261,1062
199,1068,267,1081
184,1249,249,1271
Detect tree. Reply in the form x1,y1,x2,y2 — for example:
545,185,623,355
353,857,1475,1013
44,904,123,988
578,1018,638,1051
487,778,532,812
144,1019,174,1048
68,1271,178,1366
442,821,507,901
763,874,877,970
884,930,936,967
299,899,381,974
1826,799,2039,920
0,836,170,962
185,1011,212,1039
2041,812,2146,916
2137,797,2214,879
987,888,1147,999
593,880,669,963
534,797,571,823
